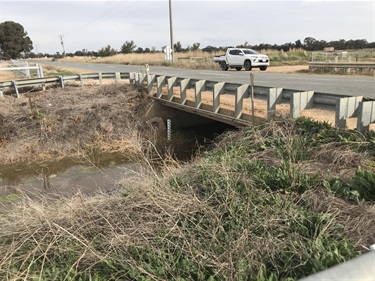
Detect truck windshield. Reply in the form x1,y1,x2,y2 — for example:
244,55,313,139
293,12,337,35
242,49,258,55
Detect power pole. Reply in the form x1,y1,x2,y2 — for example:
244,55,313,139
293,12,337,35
169,0,174,62
58,35,65,56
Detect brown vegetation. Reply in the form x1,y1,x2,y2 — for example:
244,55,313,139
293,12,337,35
0,83,151,164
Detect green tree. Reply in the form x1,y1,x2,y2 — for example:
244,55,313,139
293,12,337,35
303,37,317,51
98,45,117,57
0,21,33,59
173,41,182,52
120,40,136,54
190,42,200,51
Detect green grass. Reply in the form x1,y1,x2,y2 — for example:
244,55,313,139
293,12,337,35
0,193,23,204
0,117,374,280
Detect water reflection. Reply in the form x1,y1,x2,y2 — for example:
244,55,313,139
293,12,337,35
0,122,236,205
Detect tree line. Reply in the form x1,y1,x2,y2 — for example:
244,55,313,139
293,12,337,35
1,21,374,60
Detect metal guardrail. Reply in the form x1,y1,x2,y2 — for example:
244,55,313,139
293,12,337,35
0,72,127,98
2,60,45,79
309,62,375,75
0,71,375,131
309,62,375,68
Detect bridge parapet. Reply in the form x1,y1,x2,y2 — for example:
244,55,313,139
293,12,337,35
0,71,374,131
144,73,375,132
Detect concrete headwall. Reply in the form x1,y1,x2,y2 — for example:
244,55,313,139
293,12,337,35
144,100,217,129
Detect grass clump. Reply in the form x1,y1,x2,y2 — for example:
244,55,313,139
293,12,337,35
0,118,374,280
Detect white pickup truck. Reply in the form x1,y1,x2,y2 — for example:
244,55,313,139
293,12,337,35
214,48,270,71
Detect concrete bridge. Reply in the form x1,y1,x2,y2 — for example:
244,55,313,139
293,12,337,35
134,73,375,132
1,71,374,131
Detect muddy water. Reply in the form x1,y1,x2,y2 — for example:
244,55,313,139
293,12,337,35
0,123,236,207
0,154,142,208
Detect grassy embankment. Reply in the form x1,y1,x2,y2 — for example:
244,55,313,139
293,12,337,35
0,117,374,280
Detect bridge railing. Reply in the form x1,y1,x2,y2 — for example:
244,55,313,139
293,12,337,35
309,62,375,75
0,71,374,131
138,72,375,132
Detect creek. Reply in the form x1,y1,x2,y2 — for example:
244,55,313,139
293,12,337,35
0,123,236,208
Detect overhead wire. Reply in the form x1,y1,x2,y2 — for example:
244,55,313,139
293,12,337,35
62,0,141,37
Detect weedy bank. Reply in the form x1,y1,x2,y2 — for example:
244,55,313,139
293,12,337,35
0,83,151,165
0,117,374,280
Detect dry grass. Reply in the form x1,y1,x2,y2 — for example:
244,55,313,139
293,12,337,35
296,188,375,251
0,83,150,164
51,48,309,70
0,117,374,280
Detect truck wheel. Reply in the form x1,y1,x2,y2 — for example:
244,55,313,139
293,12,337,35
260,66,268,71
244,60,252,71
235,67,242,71
221,61,228,71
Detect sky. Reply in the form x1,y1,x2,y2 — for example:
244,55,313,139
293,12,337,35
0,0,374,54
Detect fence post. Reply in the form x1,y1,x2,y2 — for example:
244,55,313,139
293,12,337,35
335,96,363,128
357,101,375,132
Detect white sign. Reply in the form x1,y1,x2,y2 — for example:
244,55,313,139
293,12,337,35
164,46,173,61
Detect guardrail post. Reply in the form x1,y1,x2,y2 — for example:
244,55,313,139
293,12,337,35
213,82,225,113
79,74,83,87
36,64,44,78
59,76,65,89
136,73,141,86
180,79,190,105
167,77,177,101
357,101,375,132
142,73,147,85
290,91,314,118
98,73,103,86
195,80,206,109
335,96,363,128
36,64,46,91
115,72,121,82
267,88,283,119
147,74,156,95
12,81,19,98
156,76,166,98
129,72,136,86
235,84,250,120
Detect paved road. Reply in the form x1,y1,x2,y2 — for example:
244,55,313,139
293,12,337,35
35,61,375,99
